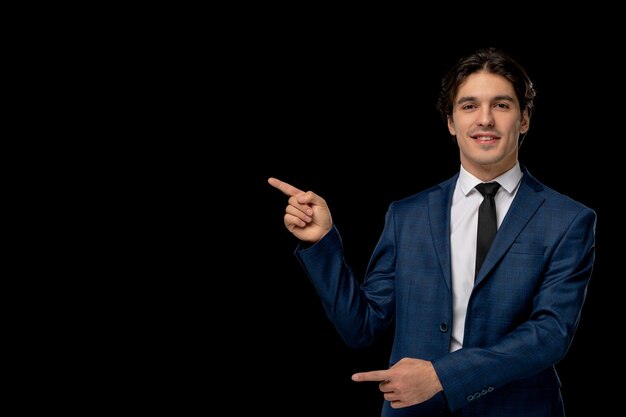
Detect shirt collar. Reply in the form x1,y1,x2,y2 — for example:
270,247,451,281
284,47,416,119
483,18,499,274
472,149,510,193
459,162,523,196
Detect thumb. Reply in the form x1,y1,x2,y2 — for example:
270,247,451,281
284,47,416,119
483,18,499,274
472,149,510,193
352,369,389,382
296,191,325,206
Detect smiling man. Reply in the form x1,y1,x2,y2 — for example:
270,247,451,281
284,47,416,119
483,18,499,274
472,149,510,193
269,48,596,417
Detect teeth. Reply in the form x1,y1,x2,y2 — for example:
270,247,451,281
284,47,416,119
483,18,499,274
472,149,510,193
476,136,494,141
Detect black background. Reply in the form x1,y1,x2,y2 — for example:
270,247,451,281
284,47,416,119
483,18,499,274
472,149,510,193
205,27,618,416
38,12,621,416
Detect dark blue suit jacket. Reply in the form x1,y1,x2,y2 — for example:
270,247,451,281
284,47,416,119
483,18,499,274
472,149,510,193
296,167,596,417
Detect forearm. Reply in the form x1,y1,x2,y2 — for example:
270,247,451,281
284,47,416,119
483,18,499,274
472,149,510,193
433,320,567,410
296,226,394,348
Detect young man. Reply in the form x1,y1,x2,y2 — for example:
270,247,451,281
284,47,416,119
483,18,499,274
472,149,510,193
268,47,596,416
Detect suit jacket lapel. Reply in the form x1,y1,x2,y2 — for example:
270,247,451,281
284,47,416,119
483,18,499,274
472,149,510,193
474,168,545,286
429,175,457,291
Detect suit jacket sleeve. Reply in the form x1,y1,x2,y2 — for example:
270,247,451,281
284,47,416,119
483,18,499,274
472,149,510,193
295,209,398,349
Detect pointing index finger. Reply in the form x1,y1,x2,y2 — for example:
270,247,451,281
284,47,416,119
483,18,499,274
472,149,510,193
268,177,304,197
352,370,390,382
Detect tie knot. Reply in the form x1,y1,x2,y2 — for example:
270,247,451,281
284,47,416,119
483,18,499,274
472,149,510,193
476,182,501,197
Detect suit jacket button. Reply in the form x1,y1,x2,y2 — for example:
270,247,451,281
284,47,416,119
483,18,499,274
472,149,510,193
439,322,448,332
467,394,474,401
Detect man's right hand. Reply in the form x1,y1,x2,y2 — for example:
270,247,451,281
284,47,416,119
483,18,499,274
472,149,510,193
268,177,333,243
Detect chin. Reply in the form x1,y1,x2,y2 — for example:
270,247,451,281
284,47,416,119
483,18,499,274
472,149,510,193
474,155,504,167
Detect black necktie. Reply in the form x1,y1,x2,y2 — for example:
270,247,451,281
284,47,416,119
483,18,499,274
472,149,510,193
475,182,501,276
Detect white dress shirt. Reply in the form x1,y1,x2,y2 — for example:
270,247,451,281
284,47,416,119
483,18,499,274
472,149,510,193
449,162,523,352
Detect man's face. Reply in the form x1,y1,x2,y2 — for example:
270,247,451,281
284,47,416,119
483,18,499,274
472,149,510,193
447,71,530,179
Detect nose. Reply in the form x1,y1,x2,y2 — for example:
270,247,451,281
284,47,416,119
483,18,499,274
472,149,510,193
476,107,495,127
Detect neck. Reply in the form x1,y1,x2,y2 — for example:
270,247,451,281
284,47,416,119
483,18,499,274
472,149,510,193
462,160,517,182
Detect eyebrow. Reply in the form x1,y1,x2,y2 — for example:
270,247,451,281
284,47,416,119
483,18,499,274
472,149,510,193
456,95,516,105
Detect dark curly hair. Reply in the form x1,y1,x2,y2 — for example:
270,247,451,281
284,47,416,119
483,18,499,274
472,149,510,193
436,48,536,123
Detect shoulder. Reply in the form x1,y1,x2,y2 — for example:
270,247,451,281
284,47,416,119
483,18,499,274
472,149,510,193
522,168,596,221
389,174,458,213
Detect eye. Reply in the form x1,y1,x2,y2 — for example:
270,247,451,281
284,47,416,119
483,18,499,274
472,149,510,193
494,102,510,109
462,103,477,111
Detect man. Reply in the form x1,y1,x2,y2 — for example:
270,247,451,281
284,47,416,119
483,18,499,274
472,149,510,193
268,47,596,416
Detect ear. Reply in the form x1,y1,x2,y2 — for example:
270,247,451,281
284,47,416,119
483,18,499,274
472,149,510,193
520,109,530,134
447,116,456,136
